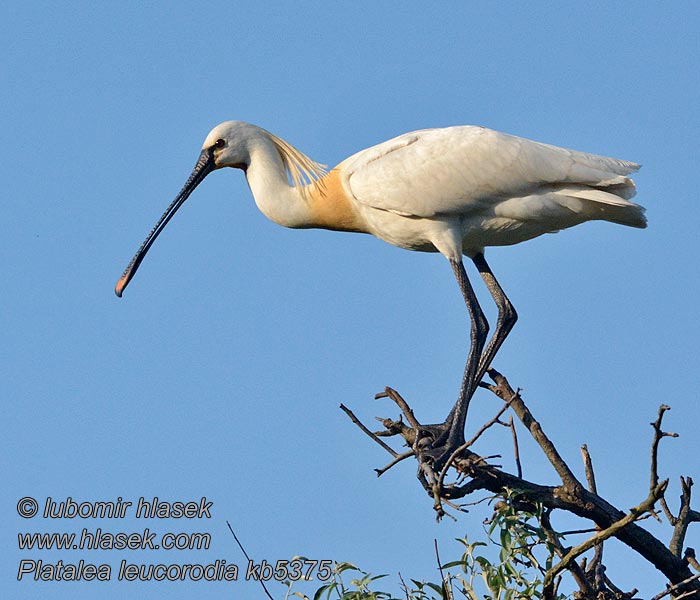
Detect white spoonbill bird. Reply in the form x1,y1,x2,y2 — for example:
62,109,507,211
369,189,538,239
116,121,645,466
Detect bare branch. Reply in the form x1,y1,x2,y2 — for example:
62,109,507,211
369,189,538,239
544,481,668,598
581,444,598,495
540,508,596,599
581,444,604,572
648,405,699,559
340,403,398,457
651,573,700,600
686,548,700,573
397,572,412,600
226,521,275,600
464,395,514,447
651,404,679,524
508,415,522,479
374,450,415,477
671,476,699,558
375,387,422,430
434,538,453,600
481,368,583,495
437,442,471,491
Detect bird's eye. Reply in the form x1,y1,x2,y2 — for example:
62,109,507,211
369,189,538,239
214,139,226,149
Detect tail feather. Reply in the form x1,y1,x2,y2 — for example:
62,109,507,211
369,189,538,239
558,186,647,228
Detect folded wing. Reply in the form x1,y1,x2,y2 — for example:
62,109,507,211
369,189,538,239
344,126,644,227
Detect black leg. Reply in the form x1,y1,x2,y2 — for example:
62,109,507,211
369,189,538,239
415,255,514,470
471,252,518,386
444,258,490,442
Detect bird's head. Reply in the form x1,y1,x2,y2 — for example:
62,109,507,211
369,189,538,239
202,120,260,171
114,120,253,297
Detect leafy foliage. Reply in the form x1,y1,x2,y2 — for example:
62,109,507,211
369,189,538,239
285,496,566,600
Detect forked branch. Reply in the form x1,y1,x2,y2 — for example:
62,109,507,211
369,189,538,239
342,369,699,595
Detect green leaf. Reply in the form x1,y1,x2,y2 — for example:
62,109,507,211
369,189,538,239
311,588,324,600
500,528,512,553
313,582,334,600
425,581,447,597
441,559,467,569
335,562,361,574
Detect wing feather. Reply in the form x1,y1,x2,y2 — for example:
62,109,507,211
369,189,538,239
344,126,639,218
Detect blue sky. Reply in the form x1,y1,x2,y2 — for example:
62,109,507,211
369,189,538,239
3,2,699,598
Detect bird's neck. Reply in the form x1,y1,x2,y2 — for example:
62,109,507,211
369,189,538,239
244,140,313,229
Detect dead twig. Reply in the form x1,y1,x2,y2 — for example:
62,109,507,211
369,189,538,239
540,508,596,599
651,404,678,524
651,573,700,600
543,481,669,599
581,444,604,573
649,405,699,559
464,395,515,448
375,387,422,430
226,521,275,600
481,368,584,497
670,476,700,558
686,548,700,573
340,403,398,457
508,415,522,479
374,450,415,477
434,538,453,600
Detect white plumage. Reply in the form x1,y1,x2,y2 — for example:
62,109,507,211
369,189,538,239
339,125,644,257
116,121,645,465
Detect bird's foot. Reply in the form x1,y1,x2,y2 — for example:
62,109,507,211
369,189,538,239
373,388,468,472
343,387,486,519
413,421,467,474
372,388,469,489
346,374,516,519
